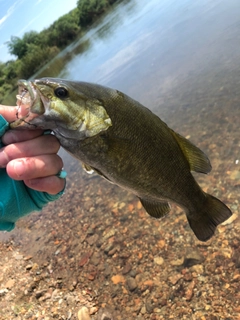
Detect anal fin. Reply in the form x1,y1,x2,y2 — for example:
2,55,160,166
139,198,171,218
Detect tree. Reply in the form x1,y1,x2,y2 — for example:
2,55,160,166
47,11,80,48
7,31,42,59
77,0,109,27
19,44,59,79
7,36,28,59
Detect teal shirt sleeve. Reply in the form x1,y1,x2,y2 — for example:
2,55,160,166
0,115,65,231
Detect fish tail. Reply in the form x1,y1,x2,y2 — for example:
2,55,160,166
187,193,232,242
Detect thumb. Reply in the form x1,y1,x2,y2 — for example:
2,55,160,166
0,105,18,122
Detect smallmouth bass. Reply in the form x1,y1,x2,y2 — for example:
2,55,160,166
10,78,232,241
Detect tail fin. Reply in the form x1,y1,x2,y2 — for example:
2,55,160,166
187,193,232,242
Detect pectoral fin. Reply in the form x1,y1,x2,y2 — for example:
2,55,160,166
81,162,114,183
139,198,171,218
81,163,95,174
170,130,212,174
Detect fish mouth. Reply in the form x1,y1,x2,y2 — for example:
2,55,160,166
10,80,45,129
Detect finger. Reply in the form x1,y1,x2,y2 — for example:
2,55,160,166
24,176,66,195
6,154,64,180
0,135,60,167
2,129,44,145
0,105,18,122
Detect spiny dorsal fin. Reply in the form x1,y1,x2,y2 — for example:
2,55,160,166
170,129,212,174
139,198,171,218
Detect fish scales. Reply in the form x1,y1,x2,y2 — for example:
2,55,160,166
10,78,232,242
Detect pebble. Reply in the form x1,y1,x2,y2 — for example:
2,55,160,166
24,255,33,261
190,264,204,274
170,257,184,266
5,279,15,289
145,299,154,313
183,249,204,267
229,170,240,180
126,277,137,291
26,264,33,270
79,252,92,267
111,274,125,284
89,306,98,315
185,280,195,301
168,273,183,285
78,307,91,320
222,213,237,225
87,234,99,245
14,254,23,260
153,256,164,265
90,253,101,266
122,263,132,275
35,289,47,299
97,308,114,320
0,289,8,296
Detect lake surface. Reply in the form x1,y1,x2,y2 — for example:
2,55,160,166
2,0,240,318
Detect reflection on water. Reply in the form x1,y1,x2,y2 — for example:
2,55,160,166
2,0,240,318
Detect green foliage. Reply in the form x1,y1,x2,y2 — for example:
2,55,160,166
77,0,109,26
46,9,81,48
19,44,60,79
0,60,22,101
23,30,43,46
7,36,28,59
0,60,21,83
7,31,43,60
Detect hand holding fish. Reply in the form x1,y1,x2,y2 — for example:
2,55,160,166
0,104,65,195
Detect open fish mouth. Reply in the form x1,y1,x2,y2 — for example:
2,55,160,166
11,80,45,129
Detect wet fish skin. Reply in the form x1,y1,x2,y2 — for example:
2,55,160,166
11,78,232,241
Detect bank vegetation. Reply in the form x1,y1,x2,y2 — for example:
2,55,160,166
0,0,120,103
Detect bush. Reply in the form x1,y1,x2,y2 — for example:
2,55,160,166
19,44,60,79
77,0,109,27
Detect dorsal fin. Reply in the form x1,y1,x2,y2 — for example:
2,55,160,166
170,130,212,174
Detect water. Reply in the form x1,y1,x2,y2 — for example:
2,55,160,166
2,0,240,318
34,0,240,200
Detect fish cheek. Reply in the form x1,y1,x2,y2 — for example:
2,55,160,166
84,100,112,137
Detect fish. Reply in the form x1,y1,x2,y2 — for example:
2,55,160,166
10,78,232,242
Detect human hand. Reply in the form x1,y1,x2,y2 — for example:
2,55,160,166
0,105,65,195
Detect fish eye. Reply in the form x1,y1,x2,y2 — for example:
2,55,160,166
54,87,69,99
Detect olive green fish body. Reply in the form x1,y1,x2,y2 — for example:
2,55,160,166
11,78,232,241
60,86,200,203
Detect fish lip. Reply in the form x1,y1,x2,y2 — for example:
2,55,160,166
10,80,45,129
16,79,47,114
17,79,36,103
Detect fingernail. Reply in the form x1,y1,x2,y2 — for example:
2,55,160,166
13,160,25,177
0,149,9,168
